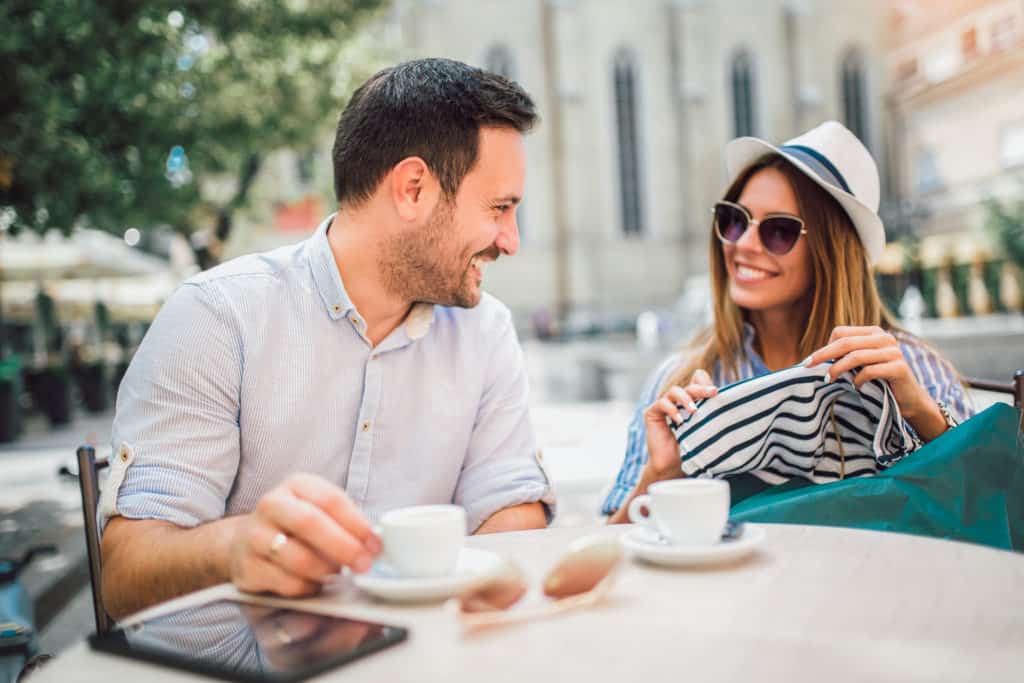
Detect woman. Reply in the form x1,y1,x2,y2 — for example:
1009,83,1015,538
604,121,972,523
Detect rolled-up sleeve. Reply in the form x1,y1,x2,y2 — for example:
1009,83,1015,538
453,312,555,532
897,336,975,424
100,280,243,533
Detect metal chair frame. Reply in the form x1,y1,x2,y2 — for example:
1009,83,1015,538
964,369,1024,429
75,445,111,636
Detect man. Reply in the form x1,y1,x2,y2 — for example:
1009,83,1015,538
100,58,554,619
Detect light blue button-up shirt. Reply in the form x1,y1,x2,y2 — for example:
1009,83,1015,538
103,215,554,533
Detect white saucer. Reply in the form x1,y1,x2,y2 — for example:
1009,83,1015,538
622,524,766,568
352,548,506,603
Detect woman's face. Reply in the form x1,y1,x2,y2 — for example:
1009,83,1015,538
722,167,813,316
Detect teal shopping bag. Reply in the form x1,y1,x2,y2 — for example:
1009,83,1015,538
728,404,1024,551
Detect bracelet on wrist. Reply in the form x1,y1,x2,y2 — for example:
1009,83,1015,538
936,400,959,432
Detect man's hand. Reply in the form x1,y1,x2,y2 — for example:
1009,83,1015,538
230,473,381,597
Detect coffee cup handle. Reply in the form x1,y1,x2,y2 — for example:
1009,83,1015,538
627,495,655,531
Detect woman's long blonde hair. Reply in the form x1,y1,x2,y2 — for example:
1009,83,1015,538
663,153,900,392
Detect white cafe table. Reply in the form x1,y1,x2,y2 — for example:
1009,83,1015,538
31,524,1024,683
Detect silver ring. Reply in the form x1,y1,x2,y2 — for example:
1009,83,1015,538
269,532,288,560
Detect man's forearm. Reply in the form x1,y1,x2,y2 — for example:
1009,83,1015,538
101,515,243,620
475,502,547,534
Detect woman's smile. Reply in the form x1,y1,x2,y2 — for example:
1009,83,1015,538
731,260,780,284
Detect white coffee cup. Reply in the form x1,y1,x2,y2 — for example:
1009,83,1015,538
627,479,730,546
379,504,467,578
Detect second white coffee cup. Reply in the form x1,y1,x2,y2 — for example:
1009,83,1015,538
379,504,467,578
627,479,730,546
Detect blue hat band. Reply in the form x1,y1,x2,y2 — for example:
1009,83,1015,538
778,144,854,197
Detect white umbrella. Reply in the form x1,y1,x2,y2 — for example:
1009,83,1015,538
0,228,170,280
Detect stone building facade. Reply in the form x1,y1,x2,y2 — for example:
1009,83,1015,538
885,0,1024,241
881,0,1024,322
388,0,889,319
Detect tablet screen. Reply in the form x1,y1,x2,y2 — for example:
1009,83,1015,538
89,599,407,683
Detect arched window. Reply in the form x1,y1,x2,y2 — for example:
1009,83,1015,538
731,50,757,138
840,49,868,144
613,48,644,237
484,44,515,80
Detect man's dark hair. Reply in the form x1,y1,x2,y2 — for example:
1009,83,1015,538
332,58,537,207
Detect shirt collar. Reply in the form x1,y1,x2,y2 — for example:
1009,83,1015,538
404,302,435,341
307,213,436,340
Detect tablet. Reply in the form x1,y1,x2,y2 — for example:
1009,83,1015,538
88,599,408,682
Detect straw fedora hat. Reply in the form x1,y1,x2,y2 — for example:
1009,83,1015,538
724,120,885,264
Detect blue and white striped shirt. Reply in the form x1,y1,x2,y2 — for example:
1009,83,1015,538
601,324,972,515
102,215,554,534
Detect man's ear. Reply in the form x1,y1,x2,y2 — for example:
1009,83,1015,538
390,156,440,221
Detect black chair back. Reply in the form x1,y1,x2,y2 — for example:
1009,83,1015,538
75,445,111,636
964,369,1024,430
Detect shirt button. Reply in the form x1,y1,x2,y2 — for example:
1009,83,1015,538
371,353,379,360
361,421,371,432
331,304,342,314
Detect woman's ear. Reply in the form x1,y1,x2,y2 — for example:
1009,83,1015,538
389,156,441,221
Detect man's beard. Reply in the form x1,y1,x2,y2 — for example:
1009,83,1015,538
379,201,492,308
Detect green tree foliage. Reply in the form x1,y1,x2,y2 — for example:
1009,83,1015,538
0,0,384,265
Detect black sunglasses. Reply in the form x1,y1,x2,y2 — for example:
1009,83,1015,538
712,200,807,256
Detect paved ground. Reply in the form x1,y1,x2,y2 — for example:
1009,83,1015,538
6,410,115,454
0,408,115,659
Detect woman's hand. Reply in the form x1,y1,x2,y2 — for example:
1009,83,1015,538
807,326,947,440
642,369,718,478
606,369,719,525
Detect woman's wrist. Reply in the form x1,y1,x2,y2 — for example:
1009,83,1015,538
607,463,684,524
902,395,949,443
640,460,684,486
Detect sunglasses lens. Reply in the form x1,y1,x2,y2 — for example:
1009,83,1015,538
458,563,528,614
714,204,748,243
542,537,623,599
759,217,803,255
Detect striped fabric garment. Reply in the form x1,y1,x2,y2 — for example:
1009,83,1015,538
672,362,919,484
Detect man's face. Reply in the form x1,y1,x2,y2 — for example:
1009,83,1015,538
382,127,525,308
